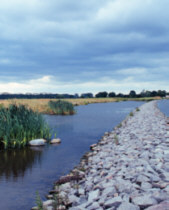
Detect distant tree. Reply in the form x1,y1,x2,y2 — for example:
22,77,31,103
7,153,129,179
157,90,166,97
81,93,93,98
146,91,152,97
140,90,151,97
151,91,158,97
140,90,145,97
116,93,124,97
108,92,116,97
74,93,79,98
129,90,136,98
95,91,108,98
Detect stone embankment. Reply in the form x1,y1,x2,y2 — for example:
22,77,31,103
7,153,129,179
38,101,169,210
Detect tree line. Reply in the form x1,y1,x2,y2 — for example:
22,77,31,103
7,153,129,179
95,90,167,98
0,90,167,99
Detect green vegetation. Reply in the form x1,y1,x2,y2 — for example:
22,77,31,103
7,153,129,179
108,92,116,97
95,91,108,98
35,191,43,210
129,112,134,117
0,104,4,109
0,96,161,114
48,100,75,115
0,104,50,149
0,89,167,100
114,134,119,145
129,90,137,98
117,123,122,128
136,107,140,112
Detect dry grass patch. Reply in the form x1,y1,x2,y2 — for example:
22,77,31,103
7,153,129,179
0,97,161,114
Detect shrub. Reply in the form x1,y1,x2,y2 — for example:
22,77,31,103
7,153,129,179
129,90,136,98
48,100,75,115
117,123,122,128
129,112,134,117
0,104,50,149
108,92,116,97
136,107,140,112
95,91,108,98
81,93,93,98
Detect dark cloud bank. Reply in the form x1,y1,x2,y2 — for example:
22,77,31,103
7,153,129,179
0,0,169,93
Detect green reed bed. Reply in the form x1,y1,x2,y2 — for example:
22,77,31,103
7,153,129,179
48,100,75,115
0,104,51,149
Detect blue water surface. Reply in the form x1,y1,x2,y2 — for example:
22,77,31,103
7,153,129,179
158,99,169,117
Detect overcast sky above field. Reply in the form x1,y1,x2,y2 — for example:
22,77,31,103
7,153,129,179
0,0,169,94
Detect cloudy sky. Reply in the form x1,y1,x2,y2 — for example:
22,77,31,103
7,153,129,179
0,0,169,94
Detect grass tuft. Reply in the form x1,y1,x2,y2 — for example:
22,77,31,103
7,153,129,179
117,123,122,128
48,100,75,115
129,112,134,117
35,191,43,210
114,134,119,145
136,107,140,112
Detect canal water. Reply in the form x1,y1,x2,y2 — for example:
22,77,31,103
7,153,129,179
158,99,169,117
0,101,144,210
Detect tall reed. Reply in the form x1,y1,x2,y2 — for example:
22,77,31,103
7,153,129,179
0,104,51,149
48,100,75,115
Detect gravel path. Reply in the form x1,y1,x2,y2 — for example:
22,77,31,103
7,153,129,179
37,101,169,210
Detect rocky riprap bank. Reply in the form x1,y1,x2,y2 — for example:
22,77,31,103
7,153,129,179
36,101,169,210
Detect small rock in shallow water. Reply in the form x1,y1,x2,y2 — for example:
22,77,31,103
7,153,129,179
43,200,55,208
29,139,45,146
46,207,54,210
31,207,38,210
50,138,61,144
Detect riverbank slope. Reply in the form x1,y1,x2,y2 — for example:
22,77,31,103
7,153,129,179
38,101,169,210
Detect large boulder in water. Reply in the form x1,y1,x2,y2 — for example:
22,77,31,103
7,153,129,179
29,139,45,146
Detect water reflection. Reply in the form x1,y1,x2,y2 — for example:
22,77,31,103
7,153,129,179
0,147,43,181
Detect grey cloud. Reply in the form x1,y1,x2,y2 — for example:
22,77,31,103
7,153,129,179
0,0,169,92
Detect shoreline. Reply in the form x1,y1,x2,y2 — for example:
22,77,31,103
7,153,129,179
33,100,169,210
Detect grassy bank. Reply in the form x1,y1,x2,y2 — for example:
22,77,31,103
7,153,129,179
0,97,161,114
